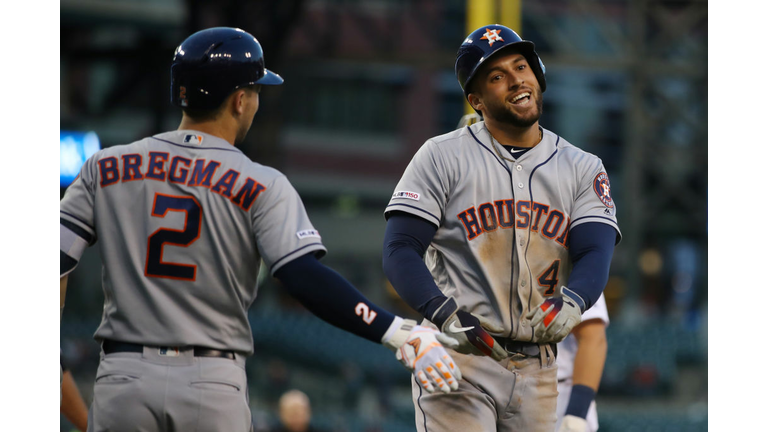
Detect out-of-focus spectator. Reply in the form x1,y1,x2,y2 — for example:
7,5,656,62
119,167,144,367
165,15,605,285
272,389,327,432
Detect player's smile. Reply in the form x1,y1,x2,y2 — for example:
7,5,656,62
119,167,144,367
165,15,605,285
508,91,531,105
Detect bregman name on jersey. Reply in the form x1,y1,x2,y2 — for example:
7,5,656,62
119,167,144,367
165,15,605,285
96,153,266,212
457,199,569,248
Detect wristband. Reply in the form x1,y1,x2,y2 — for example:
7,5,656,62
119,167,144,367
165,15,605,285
565,384,595,419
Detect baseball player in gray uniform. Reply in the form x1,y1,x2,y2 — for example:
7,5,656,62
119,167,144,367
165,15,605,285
382,25,620,431
59,27,461,432
555,293,609,432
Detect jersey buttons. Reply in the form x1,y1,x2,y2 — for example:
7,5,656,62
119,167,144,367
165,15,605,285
516,165,522,171
517,182,524,188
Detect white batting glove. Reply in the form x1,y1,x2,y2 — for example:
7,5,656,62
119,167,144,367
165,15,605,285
382,317,462,394
526,286,583,343
557,414,589,432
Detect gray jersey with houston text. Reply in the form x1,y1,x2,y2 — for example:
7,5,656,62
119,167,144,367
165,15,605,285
60,130,326,354
385,122,620,343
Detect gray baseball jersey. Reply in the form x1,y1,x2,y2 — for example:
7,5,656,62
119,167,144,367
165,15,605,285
555,293,609,432
385,122,620,343
60,130,326,354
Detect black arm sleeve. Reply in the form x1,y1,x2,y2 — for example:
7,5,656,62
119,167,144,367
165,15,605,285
566,222,618,310
382,212,448,319
274,253,396,344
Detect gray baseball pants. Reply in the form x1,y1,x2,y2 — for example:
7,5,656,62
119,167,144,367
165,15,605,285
412,344,558,432
87,345,252,432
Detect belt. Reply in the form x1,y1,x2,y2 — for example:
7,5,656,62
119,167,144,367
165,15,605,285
102,339,236,360
496,338,557,358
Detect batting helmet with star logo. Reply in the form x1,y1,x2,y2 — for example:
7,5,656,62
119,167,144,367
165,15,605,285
455,24,547,98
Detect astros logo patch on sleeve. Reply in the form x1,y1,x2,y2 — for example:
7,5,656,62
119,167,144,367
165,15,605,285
593,172,614,208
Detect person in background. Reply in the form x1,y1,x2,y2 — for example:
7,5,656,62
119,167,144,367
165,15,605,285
61,355,89,432
555,294,609,432
271,390,327,432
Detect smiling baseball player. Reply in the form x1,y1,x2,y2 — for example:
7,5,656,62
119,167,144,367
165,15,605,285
382,25,620,431
59,27,460,432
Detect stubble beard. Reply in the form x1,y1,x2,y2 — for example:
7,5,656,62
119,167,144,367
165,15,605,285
487,87,543,128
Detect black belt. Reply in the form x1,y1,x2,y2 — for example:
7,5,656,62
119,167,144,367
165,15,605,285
497,338,557,358
102,339,236,360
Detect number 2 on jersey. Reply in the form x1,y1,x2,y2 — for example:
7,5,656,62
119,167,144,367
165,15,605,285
355,302,377,325
145,193,202,281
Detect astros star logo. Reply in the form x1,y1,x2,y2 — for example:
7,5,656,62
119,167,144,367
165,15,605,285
593,172,614,208
600,181,610,197
480,28,504,46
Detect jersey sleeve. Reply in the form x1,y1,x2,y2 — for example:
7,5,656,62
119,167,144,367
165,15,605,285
60,155,99,276
384,140,449,227
251,175,327,275
60,153,99,239
570,157,621,243
581,293,610,327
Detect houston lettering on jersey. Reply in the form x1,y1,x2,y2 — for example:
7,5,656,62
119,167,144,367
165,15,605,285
97,153,265,211
457,199,570,247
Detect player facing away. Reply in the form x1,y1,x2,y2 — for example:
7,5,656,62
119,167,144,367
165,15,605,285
555,293,609,432
382,24,620,431
59,27,460,432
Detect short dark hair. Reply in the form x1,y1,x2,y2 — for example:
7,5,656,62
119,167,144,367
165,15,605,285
181,85,261,122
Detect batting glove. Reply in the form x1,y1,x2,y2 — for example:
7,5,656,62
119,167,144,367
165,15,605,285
557,414,589,432
430,297,508,361
456,113,482,128
526,286,584,343
382,317,462,394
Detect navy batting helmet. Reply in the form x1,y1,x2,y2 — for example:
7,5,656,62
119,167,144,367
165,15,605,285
171,27,283,110
455,25,546,98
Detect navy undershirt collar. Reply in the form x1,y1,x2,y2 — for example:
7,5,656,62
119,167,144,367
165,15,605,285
502,145,533,157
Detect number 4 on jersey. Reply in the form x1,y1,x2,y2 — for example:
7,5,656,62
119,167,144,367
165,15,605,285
537,260,560,296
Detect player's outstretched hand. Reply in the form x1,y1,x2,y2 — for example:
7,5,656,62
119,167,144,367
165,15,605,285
430,297,508,361
382,318,462,394
526,286,583,343
557,414,589,432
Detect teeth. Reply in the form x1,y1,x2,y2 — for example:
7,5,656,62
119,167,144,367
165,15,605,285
512,92,530,102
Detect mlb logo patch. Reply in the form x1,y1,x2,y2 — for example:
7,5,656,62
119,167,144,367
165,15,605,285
392,191,420,201
183,134,204,145
158,347,180,357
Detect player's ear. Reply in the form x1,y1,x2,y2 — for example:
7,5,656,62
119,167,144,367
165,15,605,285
467,92,483,112
232,90,248,116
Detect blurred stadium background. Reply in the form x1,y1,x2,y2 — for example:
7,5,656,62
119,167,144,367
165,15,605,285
60,0,707,431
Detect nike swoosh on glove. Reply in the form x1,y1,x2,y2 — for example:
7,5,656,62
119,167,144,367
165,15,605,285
557,414,589,432
382,317,462,394
526,286,584,343
430,297,508,361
